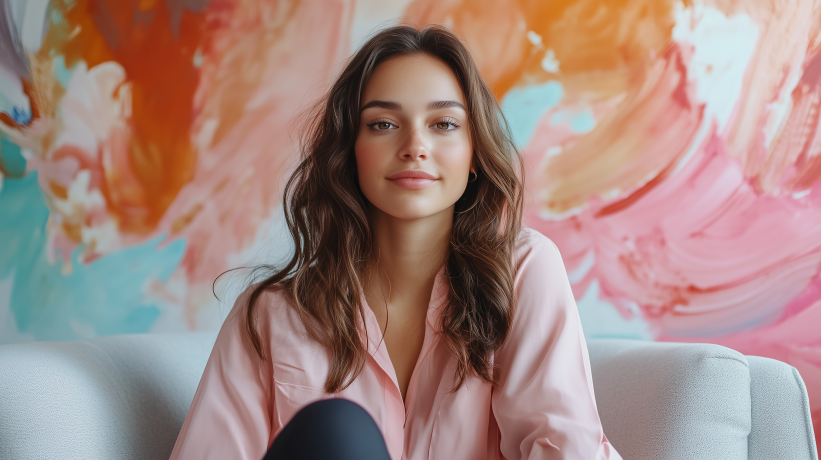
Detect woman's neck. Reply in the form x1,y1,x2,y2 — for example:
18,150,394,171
365,205,452,304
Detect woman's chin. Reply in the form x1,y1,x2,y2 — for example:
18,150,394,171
374,202,456,222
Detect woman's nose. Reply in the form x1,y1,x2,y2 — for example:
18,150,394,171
400,128,429,161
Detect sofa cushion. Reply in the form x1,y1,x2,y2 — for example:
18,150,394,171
0,333,216,460
587,339,751,460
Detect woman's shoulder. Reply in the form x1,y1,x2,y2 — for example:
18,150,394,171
225,282,305,337
515,227,561,263
228,281,290,314
513,227,569,288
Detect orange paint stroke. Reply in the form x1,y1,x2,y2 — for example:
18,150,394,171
155,0,355,326
42,0,204,235
540,44,704,214
403,0,684,101
403,0,528,98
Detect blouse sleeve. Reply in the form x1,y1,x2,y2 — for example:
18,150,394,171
492,235,622,460
169,291,275,460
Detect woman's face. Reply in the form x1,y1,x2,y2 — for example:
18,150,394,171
355,53,473,221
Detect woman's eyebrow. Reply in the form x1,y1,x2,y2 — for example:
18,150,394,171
359,100,467,112
361,100,402,111
426,100,466,111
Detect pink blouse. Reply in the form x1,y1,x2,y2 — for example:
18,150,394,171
170,229,622,460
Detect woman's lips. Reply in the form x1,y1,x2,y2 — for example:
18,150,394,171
386,170,438,190
390,177,437,189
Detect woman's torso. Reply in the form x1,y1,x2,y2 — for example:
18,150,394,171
170,228,622,460
263,258,497,460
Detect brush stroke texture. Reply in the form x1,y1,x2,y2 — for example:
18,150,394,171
0,0,354,331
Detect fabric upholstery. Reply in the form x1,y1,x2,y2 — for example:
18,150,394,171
0,334,816,459
746,356,818,460
588,339,752,460
587,339,818,460
0,333,215,460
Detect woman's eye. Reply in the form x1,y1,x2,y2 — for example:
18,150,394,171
434,120,459,131
368,121,395,131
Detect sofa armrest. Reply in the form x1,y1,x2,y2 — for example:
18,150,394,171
747,356,818,460
587,339,751,460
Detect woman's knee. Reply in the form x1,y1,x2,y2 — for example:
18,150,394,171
264,399,390,460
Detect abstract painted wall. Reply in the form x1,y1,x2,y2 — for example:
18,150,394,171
1,0,820,443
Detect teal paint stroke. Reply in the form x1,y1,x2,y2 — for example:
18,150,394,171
52,55,75,89
0,136,26,177
501,80,563,147
0,172,185,341
577,280,652,341
570,110,596,133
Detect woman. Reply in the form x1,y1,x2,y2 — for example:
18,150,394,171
170,25,622,460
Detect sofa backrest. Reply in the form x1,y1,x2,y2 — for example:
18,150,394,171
0,333,216,460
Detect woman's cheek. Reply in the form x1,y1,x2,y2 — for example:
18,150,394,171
354,139,385,196
436,143,473,191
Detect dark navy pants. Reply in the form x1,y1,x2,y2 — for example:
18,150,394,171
263,398,391,460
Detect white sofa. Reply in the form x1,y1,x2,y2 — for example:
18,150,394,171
0,333,816,459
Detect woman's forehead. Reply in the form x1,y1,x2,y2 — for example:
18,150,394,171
361,54,467,109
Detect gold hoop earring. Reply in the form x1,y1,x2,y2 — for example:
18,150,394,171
468,171,478,182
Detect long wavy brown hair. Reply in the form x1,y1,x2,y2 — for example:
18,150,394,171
243,25,524,393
